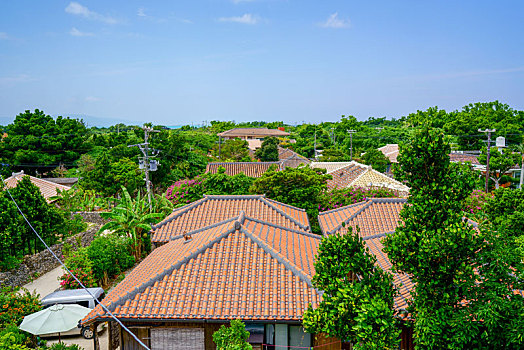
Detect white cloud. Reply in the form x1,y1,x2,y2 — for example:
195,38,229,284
218,13,258,25
319,12,350,28
70,27,94,37
137,7,147,17
85,96,100,102
232,0,255,3
0,74,34,84
65,2,118,24
0,32,9,40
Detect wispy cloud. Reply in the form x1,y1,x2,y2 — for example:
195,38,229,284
319,12,350,28
136,7,168,23
65,2,118,24
85,96,100,102
70,27,94,37
0,74,34,84
0,32,9,40
218,13,259,25
231,0,256,3
415,67,524,81
137,7,147,17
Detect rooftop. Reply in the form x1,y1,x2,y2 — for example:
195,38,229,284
3,171,71,202
151,194,311,243
83,213,321,324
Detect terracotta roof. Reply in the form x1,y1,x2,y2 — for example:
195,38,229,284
314,162,410,194
151,195,311,243
206,162,281,177
217,128,290,138
4,172,71,202
449,153,481,165
378,144,399,163
82,214,321,324
318,198,411,311
310,161,358,174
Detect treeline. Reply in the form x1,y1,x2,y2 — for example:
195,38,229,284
0,101,522,197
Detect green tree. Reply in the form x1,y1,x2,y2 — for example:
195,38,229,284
484,188,524,245
213,138,250,161
319,148,349,162
213,319,252,350
204,167,254,195
360,148,390,173
250,166,331,233
255,137,279,161
513,143,524,190
98,187,161,259
384,128,524,348
0,109,88,175
303,230,399,349
478,147,520,189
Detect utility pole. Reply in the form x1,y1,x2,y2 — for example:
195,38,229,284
128,126,160,211
479,128,496,193
314,131,317,159
347,130,356,160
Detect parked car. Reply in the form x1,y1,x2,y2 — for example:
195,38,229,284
40,287,105,339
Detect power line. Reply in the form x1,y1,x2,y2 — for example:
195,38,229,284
0,174,151,350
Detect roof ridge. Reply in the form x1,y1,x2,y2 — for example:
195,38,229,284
239,227,314,287
5,173,71,189
260,197,310,231
203,194,265,199
169,216,238,241
107,225,236,314
347,166,371,186
367,168,409,188
318,200,368,215
327,200,374,235
152,197,208,230
243,216,321,240
362,231,396,241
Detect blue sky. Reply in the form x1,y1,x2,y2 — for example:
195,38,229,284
1,1,523,126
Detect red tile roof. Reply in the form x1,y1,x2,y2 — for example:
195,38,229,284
449,153,481,165
325,163,367,190
151,195,311,243
205,162,281,177
217,128,290,138
278,147,311,167
318,198,411,310
82,213,321,324
3,172,71,202
378,144,399,163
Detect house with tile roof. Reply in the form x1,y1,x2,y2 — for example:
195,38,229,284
310,162,410,195
151,194,311,246
378,144,400,163
217,128,291,151
3,171,71,203
81,197,337,350
205,162,281,178
278,146,311,168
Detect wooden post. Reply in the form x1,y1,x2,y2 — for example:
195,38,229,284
93,323,101,350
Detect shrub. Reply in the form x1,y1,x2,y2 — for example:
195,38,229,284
318,186,398,212
44,343,84,350
0,287,41,329
463,189,491,219
87,234,135,286
59,248,97,289
165,176,205,206
213,319,252,350
0,331,30,350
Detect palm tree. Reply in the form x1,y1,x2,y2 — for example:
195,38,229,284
515,143,524,190
98,187,161,259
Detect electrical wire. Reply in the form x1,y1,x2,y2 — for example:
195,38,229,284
1,175,151,350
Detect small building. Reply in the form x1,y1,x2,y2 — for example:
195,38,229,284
217,128,291,151
82,196,339,350
310,161,410,195
3,171,71,203
205,162,282,178
378,144,400,163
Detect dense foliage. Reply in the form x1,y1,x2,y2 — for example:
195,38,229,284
303,230,399,349
318,186,398,212
384,128,524,348
59,247,97,289
0,287,41,329
250,166,331,233
255,137,279,161
212,138,251,162
478,146,521,189
360,148,390,173
213,319,252,350
0,177,85,271
0,109,88,176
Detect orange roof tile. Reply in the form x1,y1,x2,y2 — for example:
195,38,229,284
3,172,71,202
449,153,481,165
278,147,311,167
82,214,321,324
378,144,399,163
217,128,290,138
152,195,311,243
205,162,281,177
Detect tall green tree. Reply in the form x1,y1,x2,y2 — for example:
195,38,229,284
303,230,399,349
0,109,88,175
250,166,331,233
478,146,520,189
255,137,279,161
213,138,250,161
384,128,524,348
360,148,390,173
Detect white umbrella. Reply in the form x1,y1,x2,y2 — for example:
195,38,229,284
19,304,91,341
